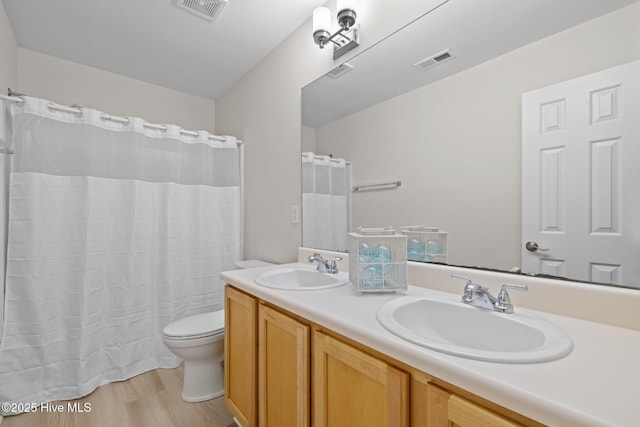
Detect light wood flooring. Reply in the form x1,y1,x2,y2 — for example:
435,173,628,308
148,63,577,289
1,366,236,427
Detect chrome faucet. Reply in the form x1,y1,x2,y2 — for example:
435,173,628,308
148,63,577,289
308,253,342,274
451,274,527,314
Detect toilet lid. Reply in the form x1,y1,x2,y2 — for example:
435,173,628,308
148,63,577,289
163,310,225,339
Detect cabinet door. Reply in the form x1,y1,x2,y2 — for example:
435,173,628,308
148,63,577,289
426,384,523,427
225,286,257,427
258,304,310,427
313,330,409,427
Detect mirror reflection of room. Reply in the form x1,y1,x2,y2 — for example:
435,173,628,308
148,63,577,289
302,0,640,288
301,151,351,252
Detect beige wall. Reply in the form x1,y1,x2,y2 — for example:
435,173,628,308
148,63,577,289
0,2,17,94
314,4,640,270
14,48,215,132
301,125,315,154
216,0,449,264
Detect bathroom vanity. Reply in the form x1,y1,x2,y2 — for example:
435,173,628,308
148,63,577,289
221,249,640,427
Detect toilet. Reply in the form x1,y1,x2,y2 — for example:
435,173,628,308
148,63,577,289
162,260,273,403
162,310,225,402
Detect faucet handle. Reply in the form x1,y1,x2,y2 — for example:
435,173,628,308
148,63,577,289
451,274,482,303
496,284,528,313
451,274,472,285
308,253,328,272
329,257,342,274
308,253,323,262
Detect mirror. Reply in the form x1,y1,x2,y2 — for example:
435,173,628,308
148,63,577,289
301,0,640,288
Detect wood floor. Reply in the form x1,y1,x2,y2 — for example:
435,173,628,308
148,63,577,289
1,366,236,427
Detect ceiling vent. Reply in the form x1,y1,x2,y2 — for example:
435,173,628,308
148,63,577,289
413,49,455,71
176,0,229,22
326,63,354,79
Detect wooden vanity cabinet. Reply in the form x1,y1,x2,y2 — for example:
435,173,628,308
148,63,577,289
224,286,310,427
225,286,258,427
225,285,539,427
258,304,310,427
423,384,524,427
411,373,534,427
313,330,410,427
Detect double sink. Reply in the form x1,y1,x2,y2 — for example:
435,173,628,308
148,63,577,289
253,266,573,364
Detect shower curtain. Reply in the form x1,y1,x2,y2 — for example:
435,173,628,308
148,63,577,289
302,152,351,251
0,97,242,409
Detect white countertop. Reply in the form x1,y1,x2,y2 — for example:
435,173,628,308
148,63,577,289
222,263,640,427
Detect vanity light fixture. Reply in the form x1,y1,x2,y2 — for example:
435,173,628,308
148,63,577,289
312,0,360,60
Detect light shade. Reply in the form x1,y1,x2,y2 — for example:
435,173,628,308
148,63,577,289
313,7,331,34
337,0,357,13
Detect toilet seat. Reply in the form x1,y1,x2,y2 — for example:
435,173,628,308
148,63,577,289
163,310,225,340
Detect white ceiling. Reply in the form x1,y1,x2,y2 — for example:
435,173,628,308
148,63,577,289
2,0,326,99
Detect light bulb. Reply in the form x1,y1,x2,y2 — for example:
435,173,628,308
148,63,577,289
313,7,331,34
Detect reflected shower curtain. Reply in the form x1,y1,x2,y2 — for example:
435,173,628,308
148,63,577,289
0,97,242,409
302,152,350,251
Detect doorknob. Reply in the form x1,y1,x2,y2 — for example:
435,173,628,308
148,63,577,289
525,241,549,252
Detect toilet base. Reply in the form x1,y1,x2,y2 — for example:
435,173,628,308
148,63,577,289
179,350,225,403
182,388,224,403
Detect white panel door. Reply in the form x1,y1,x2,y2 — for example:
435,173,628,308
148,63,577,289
522,60,640,287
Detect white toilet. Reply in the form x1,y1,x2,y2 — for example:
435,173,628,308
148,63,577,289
162,310,225,402
162,260,273,403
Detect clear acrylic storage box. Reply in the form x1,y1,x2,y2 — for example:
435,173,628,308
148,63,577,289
349,227,407,293
400,226,448,263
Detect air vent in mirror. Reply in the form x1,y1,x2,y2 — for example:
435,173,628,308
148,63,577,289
176,0,229,22
414,49,455,71
326,63,354,79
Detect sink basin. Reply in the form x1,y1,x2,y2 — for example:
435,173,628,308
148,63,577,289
376,294,573,363
254,267,349,290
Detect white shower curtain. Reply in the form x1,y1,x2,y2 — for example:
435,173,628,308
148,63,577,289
302,152,350,251
0,105,9,344
0,97,242,409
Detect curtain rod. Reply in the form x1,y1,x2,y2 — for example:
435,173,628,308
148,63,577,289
0,94,242,145
0,94,25,104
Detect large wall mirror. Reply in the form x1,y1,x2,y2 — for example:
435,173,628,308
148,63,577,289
301,0,640,289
